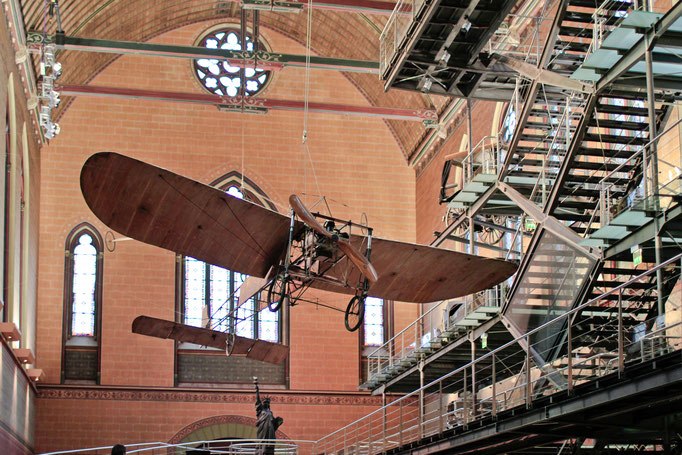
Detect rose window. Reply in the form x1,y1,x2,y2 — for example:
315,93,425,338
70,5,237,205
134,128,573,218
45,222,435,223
193,28,270,97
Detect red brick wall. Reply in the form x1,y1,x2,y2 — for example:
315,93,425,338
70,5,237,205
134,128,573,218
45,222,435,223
36,388,384,452
34,19,418,452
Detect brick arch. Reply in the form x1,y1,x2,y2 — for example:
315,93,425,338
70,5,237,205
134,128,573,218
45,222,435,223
168,414,290,451
25,0,433,159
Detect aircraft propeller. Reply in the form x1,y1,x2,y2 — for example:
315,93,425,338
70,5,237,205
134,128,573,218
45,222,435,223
289,194,378,284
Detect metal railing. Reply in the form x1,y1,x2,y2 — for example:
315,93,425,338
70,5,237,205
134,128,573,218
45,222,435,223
587,0,635,58
485,12,551,65
318,253,682,455
462,135,500,184
598,117,682,226
364,286,505,386
39,440,316,455
367,285,504,385
378,0,424,78
40,254,682,455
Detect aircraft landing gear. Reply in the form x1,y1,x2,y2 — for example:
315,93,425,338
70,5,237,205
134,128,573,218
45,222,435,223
267,274,288,312
344,294,366,332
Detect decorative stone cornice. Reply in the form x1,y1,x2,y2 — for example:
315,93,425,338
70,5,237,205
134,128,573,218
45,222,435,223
37,386,387,406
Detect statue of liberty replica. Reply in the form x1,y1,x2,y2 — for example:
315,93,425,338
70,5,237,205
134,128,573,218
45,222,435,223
254,377,284,455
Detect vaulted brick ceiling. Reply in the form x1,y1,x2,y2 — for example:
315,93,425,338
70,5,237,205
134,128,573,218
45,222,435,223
20,0,450,161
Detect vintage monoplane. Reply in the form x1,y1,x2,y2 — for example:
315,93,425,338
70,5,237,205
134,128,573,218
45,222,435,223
80,152,517,362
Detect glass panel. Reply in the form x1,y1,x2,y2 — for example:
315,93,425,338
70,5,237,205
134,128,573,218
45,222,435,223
505,229,596,361
71,234,97,336
210,265,230,332
234,273,255,338
259,305,279,342
364,297,384,346
185,257,206,327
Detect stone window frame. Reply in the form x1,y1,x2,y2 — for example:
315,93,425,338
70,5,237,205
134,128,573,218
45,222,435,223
61,222,104,384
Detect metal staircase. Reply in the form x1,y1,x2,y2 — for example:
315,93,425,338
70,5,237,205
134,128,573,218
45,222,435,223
371,4,682,428
499,0,636,205
379,0,521,99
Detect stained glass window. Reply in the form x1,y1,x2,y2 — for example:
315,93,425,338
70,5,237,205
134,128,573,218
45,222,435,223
63,224,103,384
71,233,97,336
193,28,271,97
364,297,385,346
182,183,280,342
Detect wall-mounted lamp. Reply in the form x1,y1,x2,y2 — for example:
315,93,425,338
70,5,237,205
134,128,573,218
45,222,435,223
27,368,45,382
0,322,21,342
38,43,63,140
14,348,35,365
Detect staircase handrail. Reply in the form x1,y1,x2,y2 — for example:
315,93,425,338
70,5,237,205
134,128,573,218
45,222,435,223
365,285,506,382
598,116,682,224
525,92,578,205
463,135,499,184
378,0,419,77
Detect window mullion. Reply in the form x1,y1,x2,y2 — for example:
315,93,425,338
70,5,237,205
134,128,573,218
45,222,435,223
254,292,259,340
229,270,235,334
205,262,211,329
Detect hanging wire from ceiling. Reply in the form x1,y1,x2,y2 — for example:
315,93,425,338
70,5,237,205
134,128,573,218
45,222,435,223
240,8,248,193
301,0,324,210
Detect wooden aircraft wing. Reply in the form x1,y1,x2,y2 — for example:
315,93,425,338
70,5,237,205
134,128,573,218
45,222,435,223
81,152,297,278
132,315,288,364
308,236,517,303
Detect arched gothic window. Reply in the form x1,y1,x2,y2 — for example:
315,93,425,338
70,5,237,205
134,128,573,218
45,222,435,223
501,104,516,144
62,223,103,383
176,174,285,386
179,175,280,343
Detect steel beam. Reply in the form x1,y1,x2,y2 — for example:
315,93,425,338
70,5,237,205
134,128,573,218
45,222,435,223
594,0,682,92
498,181,599,260
491,53,592,93
26,34,380,74
414,0,482,92
381,0,443,91
57,84,438,122
235,0,396,14
409,358,682,455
